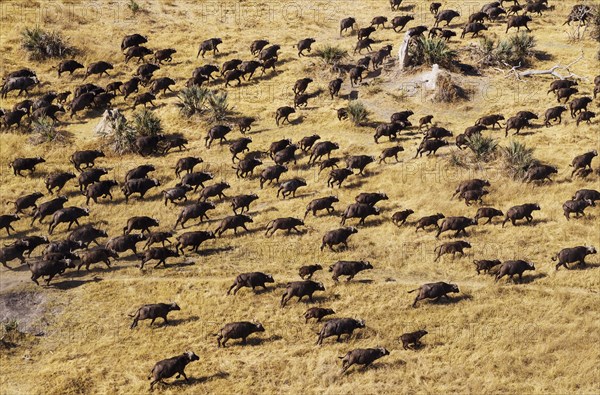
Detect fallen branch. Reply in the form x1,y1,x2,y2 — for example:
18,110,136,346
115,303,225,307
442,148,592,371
504,51,588,81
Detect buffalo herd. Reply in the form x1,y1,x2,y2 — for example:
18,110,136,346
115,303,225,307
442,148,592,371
0,0,598,387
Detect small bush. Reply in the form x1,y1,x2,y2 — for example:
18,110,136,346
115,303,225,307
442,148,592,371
2,320,18,334
315,45,349,64
21,27,73,60
177,86,209,118
409,37,457,68
128,0,142,14
477,33,536,67
95,109,136,154
467,134,498,161
28,117,70,145
433,73,469,103
591,5,600,42
132,109,162,136
208,91,232,122
501,140,536,179
447,150,469,168
347,101,369,125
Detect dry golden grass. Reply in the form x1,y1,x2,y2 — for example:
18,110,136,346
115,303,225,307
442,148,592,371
1,0,599,394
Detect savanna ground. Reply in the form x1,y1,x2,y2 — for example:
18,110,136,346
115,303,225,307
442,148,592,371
0,0,599,394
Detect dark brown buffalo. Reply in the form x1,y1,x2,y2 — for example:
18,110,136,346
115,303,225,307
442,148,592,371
400,330,428,349
281,280,325,307
174,202,216,228
304,307,335,323
392,15,414,32
0,214,20,235
572,189,600,202
121,178,160,202
181,171,213,191
474,259,502,274
216,322,264,347
305,196,339,218
48,207,90,234
265,217,304,236
106,234,146,255
474,207,504,224
495,260,535,282
415,213,445,232
275,106,295,126
227,272,274,295
392,209,414,226
436,216,478,238
148,351,199,390
9,157,45,176
379,146,404,163
329,260,373,281
502,203,540,227
506,15,532,32
174,231,215,254
339,347,389,373
123,216,159,235
68,224,107,247
215,214,253,236
341,203,380,225
299,264,323,279
316,318,365,345
434,241,471,261
0,240,29,268
231,194,259,214
570,150,597,177
553,246,597,270
28,256,75,286
562,199,594,220
140,247,179,269
77,247,118,271
130,302,181,329
409,282,460,307
277,178,306,199
320,226,358,251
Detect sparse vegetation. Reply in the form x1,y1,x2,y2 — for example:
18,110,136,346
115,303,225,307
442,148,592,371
477,33,537,67
177,86,209,118
591,5,600,42
128,0,142,14
95,109,136,154
131,109,162,136
501,140,536,179
409,37,457,68
20,27,73,60
208,91,232,122
347,100,369,125
433,73,469,103
315,45,349,64
467,134,498,161
28,117,70,145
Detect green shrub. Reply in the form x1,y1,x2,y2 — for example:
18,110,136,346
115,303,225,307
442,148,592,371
409,37,457,68
28,117,70,145
347,101,369,125
591,5,600,42
128,0,142,14
95,109,136,154
208,91,232,122
21,27,73,60
132,109,162,136
177,86,209,118
501,140,536,179
315,45,349,64
478,33,536,67
467,134,498,161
